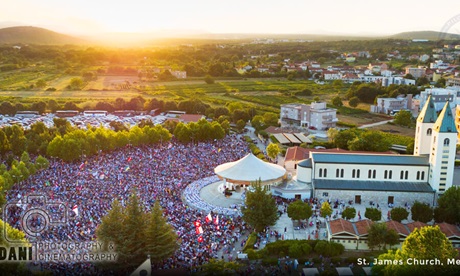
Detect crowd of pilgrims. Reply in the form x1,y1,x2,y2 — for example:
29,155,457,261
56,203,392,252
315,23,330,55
3,134,267,275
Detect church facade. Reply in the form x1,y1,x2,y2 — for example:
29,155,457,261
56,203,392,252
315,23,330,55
295,96,457,207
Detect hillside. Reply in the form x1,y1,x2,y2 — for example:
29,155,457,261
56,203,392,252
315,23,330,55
0,26,86,45
389,30,460,40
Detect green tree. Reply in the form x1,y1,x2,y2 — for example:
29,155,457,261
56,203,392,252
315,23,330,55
367,222,386,250
204,74,215,84
341,207,356,220
0,129,9,155
372,226,459,275
20,151,30,164
236,119,246,132
266,143,280,160
332,80,343,89
334,129,357,150
34,155,49,170
0,219,29,274
435,186,460,224
145,201,179,264
287,200,313,223
348,131,390,152
393,110,413,127
390,207,409,222
251,115,265,131
69,77,84,90
327,128,339,145
35,79,47,89
263,112,279,127
121,192,147,267
198,259,242,275
348,96,359,107
241,179,279,233
331,96,343,107
364,207,381,221
320,201,333,218
9,125,27,156
411,201,433,223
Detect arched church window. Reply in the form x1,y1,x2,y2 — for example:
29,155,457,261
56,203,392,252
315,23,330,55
444,138,450,146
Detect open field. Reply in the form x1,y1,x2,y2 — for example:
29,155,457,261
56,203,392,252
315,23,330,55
366,122,416,137
0,77,397,128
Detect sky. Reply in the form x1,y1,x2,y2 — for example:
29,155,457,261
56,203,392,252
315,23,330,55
1,0,460,36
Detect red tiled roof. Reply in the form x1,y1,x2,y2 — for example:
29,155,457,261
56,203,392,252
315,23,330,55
329,218,356,235
405,221,428,232
285,146,309,162
178,114,205,123
386,220,410,236
355,220,373,236
436,223,460,238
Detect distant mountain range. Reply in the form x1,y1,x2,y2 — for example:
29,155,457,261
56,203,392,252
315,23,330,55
0,26,459,46
0,26,86,45
388,31,460,40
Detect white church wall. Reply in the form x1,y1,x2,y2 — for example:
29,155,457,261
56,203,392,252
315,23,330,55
313,163,429,182
315,189,435,207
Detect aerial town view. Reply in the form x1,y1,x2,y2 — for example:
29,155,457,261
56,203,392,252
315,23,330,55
1,0,460,275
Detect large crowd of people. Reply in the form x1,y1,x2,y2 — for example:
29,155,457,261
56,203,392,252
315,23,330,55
4,134,252,274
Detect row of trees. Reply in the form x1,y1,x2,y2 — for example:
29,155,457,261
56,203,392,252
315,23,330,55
47,124,171,162
173,120,226,143
327,128,414,153
0,152,49,206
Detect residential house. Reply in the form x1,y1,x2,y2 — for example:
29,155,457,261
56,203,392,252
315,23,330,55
280,102,338,130
370,94,414,114
405,67,426,79
368,63,389,73
327,219,460,250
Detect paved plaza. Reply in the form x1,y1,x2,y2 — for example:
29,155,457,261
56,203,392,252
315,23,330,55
197,178,417,246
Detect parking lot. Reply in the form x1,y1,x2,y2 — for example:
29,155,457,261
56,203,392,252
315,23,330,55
0,113,168,130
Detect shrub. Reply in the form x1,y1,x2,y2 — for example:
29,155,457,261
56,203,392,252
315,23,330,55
246,249,258,260
262,257,278,266
243,232,258,252
289,243,303,258
301,243,312,255
314,240,344,257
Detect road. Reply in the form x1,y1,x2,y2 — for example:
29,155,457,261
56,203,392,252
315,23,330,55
358,119,394,129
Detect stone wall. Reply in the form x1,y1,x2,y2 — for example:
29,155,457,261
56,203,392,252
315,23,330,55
315,189,435,207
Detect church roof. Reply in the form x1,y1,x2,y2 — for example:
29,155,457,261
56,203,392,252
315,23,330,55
314,179,435,193
433,101,458,133
298,158,312,168
311,153,429,166
417,95,437,123
214,153,286,182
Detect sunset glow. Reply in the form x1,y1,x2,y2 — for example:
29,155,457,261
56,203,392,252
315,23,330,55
1,0,460,36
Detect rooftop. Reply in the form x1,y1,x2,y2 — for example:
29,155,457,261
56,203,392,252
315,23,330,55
314,179,435,193
311,153,429,166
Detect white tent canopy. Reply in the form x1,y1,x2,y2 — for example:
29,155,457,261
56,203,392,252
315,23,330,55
214,153,286,183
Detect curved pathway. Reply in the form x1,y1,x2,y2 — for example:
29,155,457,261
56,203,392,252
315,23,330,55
183,176,244,216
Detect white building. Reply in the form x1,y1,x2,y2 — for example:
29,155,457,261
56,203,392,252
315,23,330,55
170,70,187,79
418,88,460,111
294,96,457,205
280,102,338,130
371,95,413,114
405,67,426,79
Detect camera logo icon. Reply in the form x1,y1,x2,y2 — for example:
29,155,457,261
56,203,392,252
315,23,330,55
2,195,68,243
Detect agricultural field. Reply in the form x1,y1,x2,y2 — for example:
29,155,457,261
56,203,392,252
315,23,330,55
0,75,395,126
